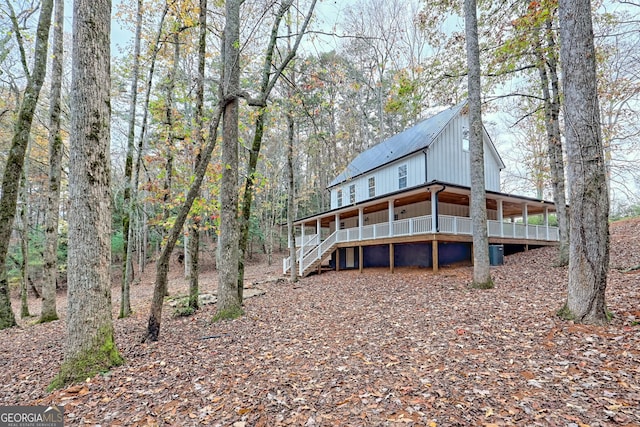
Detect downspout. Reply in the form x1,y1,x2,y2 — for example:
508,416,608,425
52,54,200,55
433,184,446,232
422,149,429,183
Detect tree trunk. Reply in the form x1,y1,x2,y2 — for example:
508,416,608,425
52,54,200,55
133,1,169,276
236,0,316,297
464,0,492,288
543,15,570,266
161,29,179,233
287,105,298,283
50,0,122,388
19,166,30,319
216,0,243,320
143,108,222,341
120,0,143,319
187,0,207,312
558,0,609,325
41,0,64,324
286,14,298,283
187,222,200,311
0,0,54,330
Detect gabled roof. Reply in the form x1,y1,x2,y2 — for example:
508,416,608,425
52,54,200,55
328,100,468,188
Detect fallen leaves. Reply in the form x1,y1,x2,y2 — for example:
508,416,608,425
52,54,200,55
1,219,640,425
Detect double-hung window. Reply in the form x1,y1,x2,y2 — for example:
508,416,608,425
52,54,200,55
398,164,407,189
337,189,343,207
349,184,356,204
368,177,375,198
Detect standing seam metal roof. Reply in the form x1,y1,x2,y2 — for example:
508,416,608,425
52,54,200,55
328,101,467,188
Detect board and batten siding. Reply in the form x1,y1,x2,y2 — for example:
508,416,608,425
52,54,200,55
329,110,503,210
425,112,501,191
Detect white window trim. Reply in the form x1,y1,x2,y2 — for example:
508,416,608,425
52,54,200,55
398,164,407,189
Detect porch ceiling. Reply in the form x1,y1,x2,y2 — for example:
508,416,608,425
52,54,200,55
300,181,558,227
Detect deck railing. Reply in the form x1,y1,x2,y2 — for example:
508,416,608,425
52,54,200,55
285,214,559,275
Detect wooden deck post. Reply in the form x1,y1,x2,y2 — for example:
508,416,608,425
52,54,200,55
335,249,340,272
432,240,439,272
389,243,395,273
359,246,363,273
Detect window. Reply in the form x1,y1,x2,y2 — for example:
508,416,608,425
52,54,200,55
368,177,375,197
462,128,470,151
349,184,356,204
398,164,407,189
337,189,343,207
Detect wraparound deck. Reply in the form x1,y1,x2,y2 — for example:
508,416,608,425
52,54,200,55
284,213,559,277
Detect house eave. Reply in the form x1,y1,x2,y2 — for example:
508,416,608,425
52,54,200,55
295,180,558,227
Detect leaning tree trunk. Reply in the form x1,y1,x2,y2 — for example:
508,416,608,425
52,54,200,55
558,0,610,325
41,0,64,324
0,0,54,330
464,0,492,288
120,0,144,319
143,108,222,342
50,0,122,389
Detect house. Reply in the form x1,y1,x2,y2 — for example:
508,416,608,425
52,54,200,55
284,101,559,277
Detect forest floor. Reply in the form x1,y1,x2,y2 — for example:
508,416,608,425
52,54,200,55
2,219,640,426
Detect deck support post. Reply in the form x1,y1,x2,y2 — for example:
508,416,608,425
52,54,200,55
359,246,363,273
388,200,395,237
523,204,529,239
389,243,395,273
432,240,439,272
335,249,340,272
497,199,504,237
358,208,363,240
300,222,305,256
544,206,549,240
431,192,437,232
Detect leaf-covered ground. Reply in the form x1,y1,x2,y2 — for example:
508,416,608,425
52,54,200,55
2,218,639,426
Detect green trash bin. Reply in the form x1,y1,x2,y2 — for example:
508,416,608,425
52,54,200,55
489,244,504,266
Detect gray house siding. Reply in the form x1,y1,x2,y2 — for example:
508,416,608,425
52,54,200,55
328,101,505,210
425,112,502,191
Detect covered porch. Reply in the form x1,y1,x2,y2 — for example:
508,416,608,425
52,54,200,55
284,181,560,277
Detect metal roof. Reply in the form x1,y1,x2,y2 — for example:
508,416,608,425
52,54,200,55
328,101,467,188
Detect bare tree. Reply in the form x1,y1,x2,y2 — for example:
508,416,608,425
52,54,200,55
558,0,610,324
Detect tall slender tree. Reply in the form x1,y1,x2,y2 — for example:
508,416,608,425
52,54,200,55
50,0,123,387
41,0,65,323
464,0,492,288
215,0,243,320
187,0,208,313
236,0,317,301
558,0,610,324
120,0,144,319
18,163,30,318
0,0,53,330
